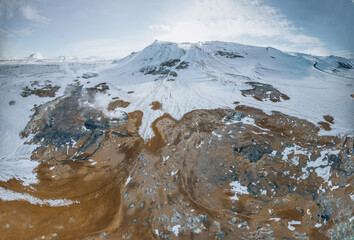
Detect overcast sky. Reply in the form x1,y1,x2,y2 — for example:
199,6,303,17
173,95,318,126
0,0,353,58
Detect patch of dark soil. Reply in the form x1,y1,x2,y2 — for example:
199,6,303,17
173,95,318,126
108,100,130,110
323,115,334,124
241,82,290,102
215,51,244,59
160,59,180,67
176,61,189,69
151,101,162,110
337,62,353,69
318,121,331,131
87,83,109,93
82,72,99,79
21,82,60,98
233,143,272,163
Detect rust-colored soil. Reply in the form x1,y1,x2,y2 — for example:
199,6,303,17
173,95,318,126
21,84,60,98
108,100,130,110
151,101,162,110
318,121,332,131
323,115,334,124
0,100,352,239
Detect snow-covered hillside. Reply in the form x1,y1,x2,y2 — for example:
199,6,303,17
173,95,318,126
88,41,354,139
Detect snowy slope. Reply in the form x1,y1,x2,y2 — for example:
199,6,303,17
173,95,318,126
88,41,354,139
0,60,114,185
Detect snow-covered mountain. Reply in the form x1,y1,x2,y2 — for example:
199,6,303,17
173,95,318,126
27,53,44,60
86,40,353,138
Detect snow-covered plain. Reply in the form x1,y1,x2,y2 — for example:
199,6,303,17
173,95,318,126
0,40,353,195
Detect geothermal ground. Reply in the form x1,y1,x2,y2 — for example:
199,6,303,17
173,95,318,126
0,41,353,239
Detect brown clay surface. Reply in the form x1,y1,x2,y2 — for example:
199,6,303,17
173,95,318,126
0,90,353,240
151,101,162,110
318,121,332,131
323,115,334,124
108,100,130,110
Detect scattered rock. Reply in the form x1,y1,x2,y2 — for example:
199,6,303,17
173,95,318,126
176,61,189,69
337,62,353,69
241,82,290,102
215,51,244,59
224,112,244,121
82,72,99,79
21,82,60,98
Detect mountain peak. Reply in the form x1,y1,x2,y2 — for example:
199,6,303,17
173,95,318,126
28,53,44,60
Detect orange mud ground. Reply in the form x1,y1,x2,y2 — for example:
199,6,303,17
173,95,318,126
0,103,353,240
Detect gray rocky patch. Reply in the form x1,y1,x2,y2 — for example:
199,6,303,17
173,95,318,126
215,51,244,59
241,82,290,102
82,72,99,79
224,112,244,121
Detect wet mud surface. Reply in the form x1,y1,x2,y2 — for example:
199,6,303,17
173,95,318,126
0,85,353,240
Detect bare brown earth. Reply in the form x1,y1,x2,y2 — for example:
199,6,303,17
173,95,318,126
318,121,332,131
151,101,162,110
0,89,353,239
323,115,334,124
108,100,131,111
21,80,60,98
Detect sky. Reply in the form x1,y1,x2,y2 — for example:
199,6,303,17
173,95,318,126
0,0,353,59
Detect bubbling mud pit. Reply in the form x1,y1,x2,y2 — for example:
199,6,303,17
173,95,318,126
0,84,353,240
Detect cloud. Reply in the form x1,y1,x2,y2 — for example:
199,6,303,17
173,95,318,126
0,0,49,23
62,39,147,58
149,0,325,54
0,27,32,37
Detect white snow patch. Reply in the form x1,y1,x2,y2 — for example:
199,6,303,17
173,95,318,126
125,175,132,185
88,159,97,165
0,186,78,207
229,180,249,201
287,220,301,231
171,225,181,236
315,223,322,228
